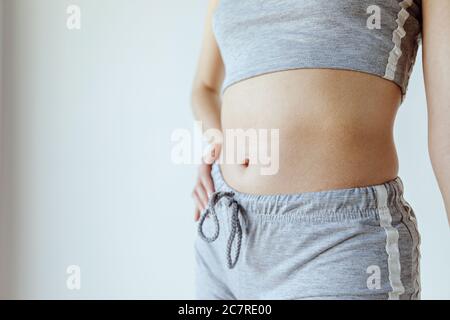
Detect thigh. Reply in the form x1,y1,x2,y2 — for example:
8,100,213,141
236,215,419,300
195,206,236,300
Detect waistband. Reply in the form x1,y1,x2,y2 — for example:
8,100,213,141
211,163,407,223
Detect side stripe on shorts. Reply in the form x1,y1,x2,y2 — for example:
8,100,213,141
375,184,405,300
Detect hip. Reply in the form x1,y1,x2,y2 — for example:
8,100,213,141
195,163,421,299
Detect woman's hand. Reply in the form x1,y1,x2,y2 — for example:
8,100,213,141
192,143,222,221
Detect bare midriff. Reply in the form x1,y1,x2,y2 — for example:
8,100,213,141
219,69,402,195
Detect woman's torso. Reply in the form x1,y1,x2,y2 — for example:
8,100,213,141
214,0,422,194
220,69,401,194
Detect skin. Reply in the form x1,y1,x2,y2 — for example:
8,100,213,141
191,0,450,224
423,0,450,223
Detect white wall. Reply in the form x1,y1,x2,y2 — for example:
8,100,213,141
1,0,204,299
0,0,448,299
0,0,11,299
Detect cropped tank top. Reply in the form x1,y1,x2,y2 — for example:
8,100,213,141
213,0,422,97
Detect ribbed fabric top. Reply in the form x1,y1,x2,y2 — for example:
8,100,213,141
213,0,422,97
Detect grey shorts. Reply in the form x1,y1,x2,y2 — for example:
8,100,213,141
195,164,421,300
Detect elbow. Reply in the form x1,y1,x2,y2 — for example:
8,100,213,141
191,81,220,101
190,88,203,120
190,86,202,114
190,82,220,116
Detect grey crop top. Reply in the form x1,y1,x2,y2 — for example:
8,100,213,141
213,0,422,97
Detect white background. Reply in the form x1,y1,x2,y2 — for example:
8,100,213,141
0,0,448,299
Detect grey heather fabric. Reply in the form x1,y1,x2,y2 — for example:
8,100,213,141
213,0,422,96
198,191,244,269
195,163,421,300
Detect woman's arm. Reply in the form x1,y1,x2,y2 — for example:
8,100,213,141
191,0,223,132
422,0,450,224
190,0,224,220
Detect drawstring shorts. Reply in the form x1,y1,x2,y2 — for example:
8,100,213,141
195,163,421,300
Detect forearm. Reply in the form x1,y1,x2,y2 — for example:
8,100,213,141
429,140,450,224
191,86,223,165
422,0,450,225
191,85,222,132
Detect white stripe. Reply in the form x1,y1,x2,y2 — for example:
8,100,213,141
375,185,405,300
384,0,414,81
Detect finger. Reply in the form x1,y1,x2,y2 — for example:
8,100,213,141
203,143,222,164
194,207,200,221
192,189,203,211
196,183,209,209
192,188,206,212
202,144,215,164
200,173,215,197
212,143,222,160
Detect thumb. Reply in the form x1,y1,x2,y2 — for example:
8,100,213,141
203,143,222,164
